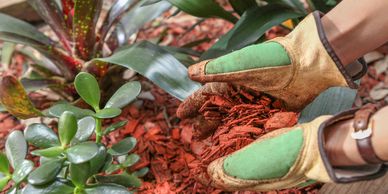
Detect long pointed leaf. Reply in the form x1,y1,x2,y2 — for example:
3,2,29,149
29,0,72,52
0,75,43,119
112,1,171,46
167,0,237,23
0,13,53,46
228,0,257,15
73,0,102,60
201,4,304,59
92,41,201,101
1,42,16,71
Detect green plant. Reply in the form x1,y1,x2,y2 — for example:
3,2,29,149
0,72,146,193
167,0,338,59
0,0,201,119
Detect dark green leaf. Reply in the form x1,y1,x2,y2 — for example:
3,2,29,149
0,176,10,191
46,103,95,119
28,159,63,186
105,81,141,109
5,131,27,169
89,145,107,175
113,1,171,45
0,75,43,119
20,78,54,93
0,13,53,48
122,154,140,167
84,184,131,194
29,0,72,52
133,167,149,177
101,154,113,172
95,173,141,188
201,4,304,59
70,162,90,187
58,111,78,146
93,41,201,101
74,72,101,110
167,0,237,23
24,123,60,148
71,117,95,145
73,0,102,59
299,87,357,123
229,0,257,15
103,120,127,135
308,0,337,13
22,180,75,194
12,160,34,183
94,108,122,119
31,146,64,158
105,164,121,174
99,0,137,43
0,153,10,175
66,142,99,164
108,137,137,156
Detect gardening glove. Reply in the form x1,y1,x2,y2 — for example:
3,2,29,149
177,11,366,120
207,103,387,192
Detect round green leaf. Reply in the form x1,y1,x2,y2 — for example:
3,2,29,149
122,154,140,168
103,120,127,135
5,130,27,169
95,173,141,188
94,108,121,119
31,146,64,158
101,154,113,172
70,162,90,188
27,159,63,185
84,184,131,194
24,123,60,148
133,167,149,178
74,72,101,110
66,142,99,164
0,176,10,191
107,137,137,156
104,81,141,109
46,104,95,119
58,111,78,146
105,164,121,174
22,180,75,194
0,153,10,175
71,117,95,145
12,159,34,183
89,145,107,175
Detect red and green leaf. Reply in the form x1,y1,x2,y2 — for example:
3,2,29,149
61,0,75,31
29,0,73,53
0,75,43,119
73,0,102,60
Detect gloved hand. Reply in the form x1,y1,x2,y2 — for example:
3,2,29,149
206,104,387,191
177,12,366,121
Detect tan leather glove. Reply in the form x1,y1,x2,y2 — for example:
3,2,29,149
206,104,387,192
177,12,366,121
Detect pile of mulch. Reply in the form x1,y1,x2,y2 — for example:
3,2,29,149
104,82,321,193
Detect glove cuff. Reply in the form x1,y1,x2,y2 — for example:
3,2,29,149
318,105,387,183
312,11,367,88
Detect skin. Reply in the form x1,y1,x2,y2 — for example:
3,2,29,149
321,0,388,165
325,106,388,166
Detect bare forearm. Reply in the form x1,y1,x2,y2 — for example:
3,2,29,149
325,106,388,166
322,0,388,65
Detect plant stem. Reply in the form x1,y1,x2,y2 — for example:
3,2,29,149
95,118,102,143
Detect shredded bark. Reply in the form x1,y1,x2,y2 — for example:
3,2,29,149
107,83,321,193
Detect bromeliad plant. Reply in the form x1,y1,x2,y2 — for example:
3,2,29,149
0,0,201,119
0,72,146,193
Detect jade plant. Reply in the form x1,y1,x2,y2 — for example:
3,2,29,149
0,0,200,119
0,72,146,193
